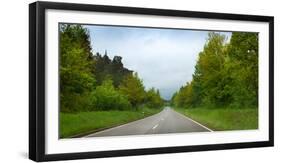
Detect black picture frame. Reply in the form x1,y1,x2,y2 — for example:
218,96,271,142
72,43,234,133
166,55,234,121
29,1,274,162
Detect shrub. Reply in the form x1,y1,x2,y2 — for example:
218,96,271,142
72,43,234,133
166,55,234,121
93,79,132,110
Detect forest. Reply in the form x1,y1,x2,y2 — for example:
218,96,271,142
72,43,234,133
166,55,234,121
60,24,164,113
172,32,258,109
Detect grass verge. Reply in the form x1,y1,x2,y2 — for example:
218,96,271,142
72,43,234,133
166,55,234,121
60,107,162,138
175,107,258,131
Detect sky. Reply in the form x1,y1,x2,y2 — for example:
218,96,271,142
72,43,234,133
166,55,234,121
84,25,231,100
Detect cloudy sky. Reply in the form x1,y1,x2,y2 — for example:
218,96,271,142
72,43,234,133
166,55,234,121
85,25,231,100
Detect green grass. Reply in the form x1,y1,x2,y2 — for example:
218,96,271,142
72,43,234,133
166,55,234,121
175,107,258,131
60,107,162,138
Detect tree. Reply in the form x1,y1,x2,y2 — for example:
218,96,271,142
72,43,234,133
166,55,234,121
191,32,227,107
93,52,132,87
93,79,131,110
226,32,258,107
110,56,133,87
59,24,96,112
172,32,258,109
119,73,146,108
92,52,112,85
145,88,164,108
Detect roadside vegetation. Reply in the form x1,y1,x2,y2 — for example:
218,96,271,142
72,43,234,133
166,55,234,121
172,32,258,130
175,108,258,131
59,25,164,138
60,107,161,138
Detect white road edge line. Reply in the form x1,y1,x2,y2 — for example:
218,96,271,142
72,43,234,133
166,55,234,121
152,124,159,130
173,109,214,132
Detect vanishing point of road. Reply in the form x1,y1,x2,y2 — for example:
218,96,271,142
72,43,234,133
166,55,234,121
85,107,212,137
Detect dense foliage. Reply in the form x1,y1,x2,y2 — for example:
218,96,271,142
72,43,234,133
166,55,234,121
172,32,258,109
93,52,132,87
145,88,164,109
59,25,96,112
60,25,164,112
92,79,132,110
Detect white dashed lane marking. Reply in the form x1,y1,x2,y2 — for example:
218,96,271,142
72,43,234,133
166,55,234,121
152,124,159,130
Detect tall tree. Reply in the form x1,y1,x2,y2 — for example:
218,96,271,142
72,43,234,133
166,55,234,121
93,52,132,87
119,73,146,108
59,24,96,112
145,88,164,108
110,56,133,87
192,32,227,106
226,32,258,107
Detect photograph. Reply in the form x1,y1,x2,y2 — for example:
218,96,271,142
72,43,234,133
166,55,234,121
59,23,259,139
29,1,273,161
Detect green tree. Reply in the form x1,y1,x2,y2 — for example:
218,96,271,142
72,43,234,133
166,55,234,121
59,24,96,112
92,52,112,86
93,79,131,110
119,73,146,108
93,52,132,87
192,32,227,107
173,32,258,109
226,32,258,107
145,88,164,108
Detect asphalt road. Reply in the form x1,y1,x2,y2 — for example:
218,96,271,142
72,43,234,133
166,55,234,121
85,107,212,137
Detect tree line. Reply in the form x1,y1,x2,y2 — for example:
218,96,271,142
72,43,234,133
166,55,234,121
60,24,164,112
172,32,258,109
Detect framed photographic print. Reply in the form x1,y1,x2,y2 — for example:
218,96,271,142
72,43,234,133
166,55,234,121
29,1,274,162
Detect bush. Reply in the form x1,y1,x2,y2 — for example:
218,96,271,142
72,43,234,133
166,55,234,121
93,79,132,110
